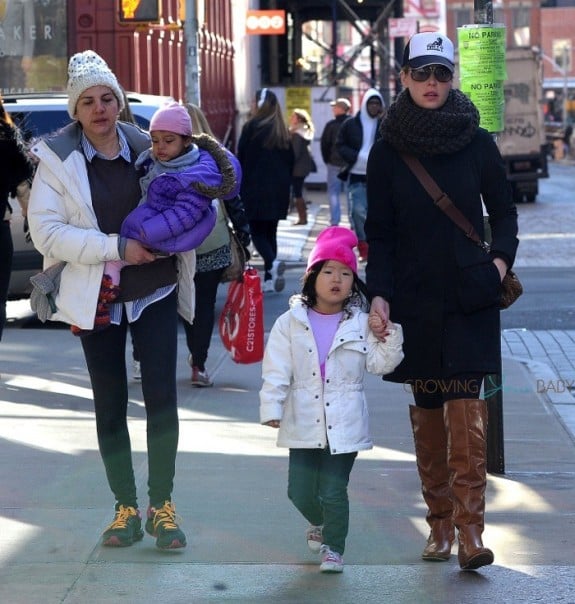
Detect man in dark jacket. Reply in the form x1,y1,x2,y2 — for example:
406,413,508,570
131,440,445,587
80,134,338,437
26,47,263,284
320,98,351,226
336,88,385,261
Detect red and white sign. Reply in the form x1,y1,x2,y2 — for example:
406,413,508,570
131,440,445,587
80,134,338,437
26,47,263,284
245,10,286,36
405,0,440,18
388,18,419,39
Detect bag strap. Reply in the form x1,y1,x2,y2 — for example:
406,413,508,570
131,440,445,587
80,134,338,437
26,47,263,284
400,152,489,252
218,198,232,225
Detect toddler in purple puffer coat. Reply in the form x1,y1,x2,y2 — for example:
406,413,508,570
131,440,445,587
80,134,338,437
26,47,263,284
77,101,242,335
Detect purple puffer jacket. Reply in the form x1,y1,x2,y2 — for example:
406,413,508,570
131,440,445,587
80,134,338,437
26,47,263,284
121,135,242,254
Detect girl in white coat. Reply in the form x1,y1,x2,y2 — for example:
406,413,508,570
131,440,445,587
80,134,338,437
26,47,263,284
260,226,404,572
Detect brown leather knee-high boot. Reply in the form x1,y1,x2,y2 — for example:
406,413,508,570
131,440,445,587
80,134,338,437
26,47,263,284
444,398,494,570
293,197,307,225
409,405,454,561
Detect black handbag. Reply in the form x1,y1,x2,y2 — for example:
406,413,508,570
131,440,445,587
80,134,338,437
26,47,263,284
219,202,248,283
400,153,522,310
221,227,247,283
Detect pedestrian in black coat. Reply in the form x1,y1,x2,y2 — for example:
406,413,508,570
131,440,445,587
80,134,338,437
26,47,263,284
288,108,315,226
365,32,519,572
237,88,294,293
320,98,351,226
0,97,34,341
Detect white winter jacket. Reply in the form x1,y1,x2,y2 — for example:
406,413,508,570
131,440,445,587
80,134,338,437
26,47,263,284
260,297,404,454
28,121,196,329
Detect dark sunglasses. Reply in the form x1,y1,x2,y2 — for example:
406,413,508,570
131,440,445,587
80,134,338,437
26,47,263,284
409,65,453,83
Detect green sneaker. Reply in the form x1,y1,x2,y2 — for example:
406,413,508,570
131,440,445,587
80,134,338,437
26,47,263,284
145,501,187,549
101,505,144,547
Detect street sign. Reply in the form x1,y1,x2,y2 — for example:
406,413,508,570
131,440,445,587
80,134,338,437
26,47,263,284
388,18,418,39
245,10,286,36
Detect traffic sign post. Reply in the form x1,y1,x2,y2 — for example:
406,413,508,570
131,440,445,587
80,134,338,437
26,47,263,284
472,0,506,475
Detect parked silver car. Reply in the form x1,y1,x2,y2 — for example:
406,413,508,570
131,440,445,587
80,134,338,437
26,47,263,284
4,92,169,299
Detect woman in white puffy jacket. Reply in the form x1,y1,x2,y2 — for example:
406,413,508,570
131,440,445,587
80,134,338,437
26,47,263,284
260,226,404,573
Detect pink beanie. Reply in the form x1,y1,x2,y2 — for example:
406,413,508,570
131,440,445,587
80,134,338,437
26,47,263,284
149,101,193,136
307,226,358,273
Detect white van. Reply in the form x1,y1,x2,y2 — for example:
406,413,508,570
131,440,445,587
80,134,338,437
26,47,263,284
4,92,170,300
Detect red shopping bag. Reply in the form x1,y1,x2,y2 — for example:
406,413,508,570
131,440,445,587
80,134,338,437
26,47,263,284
218,267,264,364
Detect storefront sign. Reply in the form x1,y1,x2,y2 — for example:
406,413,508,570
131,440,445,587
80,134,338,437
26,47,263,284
246,10,285,36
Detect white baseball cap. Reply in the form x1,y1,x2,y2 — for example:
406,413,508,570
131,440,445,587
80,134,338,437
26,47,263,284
403,33,455,72
330,98,351,111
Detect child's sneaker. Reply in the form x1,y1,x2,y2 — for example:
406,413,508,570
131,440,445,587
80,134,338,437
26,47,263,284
101,505,144,547
191,366,213,387
320,545,344,573
306,525,323,553
270,259,286,292
145,500,187,549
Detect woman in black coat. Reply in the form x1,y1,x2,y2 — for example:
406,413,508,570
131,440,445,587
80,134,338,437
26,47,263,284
237,89,294,293
365,33,518,571
0,97,34,341
288,108,315,225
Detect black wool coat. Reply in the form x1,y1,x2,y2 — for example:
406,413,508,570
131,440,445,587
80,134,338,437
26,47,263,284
365,128,519,382
0,122,34,217
237,119,295,221
336,112,384,169
320,114,349,167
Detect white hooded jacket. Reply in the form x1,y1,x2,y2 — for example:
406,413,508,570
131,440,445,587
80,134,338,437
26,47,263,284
28,121,196,329
260,296,404,454
351,87,385,176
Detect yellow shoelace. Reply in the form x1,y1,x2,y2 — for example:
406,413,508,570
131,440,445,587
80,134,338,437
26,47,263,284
151,502,179,531
106,505,138,530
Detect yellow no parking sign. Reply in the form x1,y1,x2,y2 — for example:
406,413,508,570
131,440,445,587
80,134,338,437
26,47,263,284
458,25,507,133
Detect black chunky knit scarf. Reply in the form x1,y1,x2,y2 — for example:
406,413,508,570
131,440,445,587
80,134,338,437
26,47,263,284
380,88,480,157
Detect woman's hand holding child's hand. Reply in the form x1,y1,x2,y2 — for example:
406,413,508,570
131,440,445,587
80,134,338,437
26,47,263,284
369,296,391,342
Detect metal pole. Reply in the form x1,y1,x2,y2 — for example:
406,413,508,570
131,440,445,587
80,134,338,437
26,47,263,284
474,0,505,474
331,0,338,84
473,0,493,26
563,45,569,126
183,0,200,104
269,0,280,84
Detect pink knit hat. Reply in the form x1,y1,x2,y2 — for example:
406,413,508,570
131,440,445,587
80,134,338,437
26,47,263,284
149,101,193,136
306,226,358,273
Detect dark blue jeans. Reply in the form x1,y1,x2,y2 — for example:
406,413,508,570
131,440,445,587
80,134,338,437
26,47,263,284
288,448,357,555
347,181,368,241
80,290,179,509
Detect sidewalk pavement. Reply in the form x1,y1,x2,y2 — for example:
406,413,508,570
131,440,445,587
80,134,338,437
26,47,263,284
0,191,574,603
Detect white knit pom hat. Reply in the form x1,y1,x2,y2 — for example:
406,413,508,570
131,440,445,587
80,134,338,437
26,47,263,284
66,50,125,119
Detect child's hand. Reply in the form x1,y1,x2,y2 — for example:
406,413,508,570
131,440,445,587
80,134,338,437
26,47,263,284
264,420,280,428
368,313,386,331
368,313,391,341
369,296,391,341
